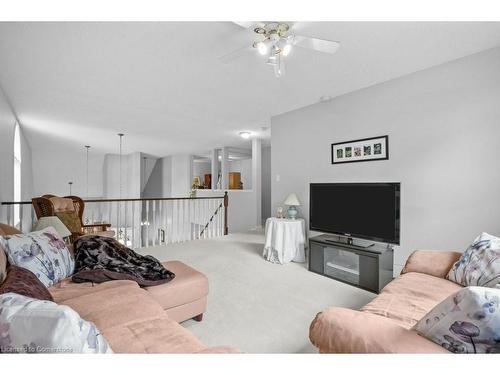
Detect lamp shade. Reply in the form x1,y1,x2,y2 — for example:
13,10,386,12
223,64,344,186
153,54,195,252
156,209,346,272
34,216,71,238
284,193,301,206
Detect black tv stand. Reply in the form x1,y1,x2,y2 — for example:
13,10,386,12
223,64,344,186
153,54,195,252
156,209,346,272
309,235,394,293
323,235,375,248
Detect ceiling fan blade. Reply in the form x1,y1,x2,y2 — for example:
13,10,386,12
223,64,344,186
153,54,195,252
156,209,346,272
294,35,340,55
218,45,254,64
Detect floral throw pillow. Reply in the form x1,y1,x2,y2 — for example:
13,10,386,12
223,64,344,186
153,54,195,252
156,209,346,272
0,293,112,353
414,286,500,353
447,232,500,288
0,227,75,287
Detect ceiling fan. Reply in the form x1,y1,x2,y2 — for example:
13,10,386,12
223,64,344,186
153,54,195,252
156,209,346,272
219,22,340,78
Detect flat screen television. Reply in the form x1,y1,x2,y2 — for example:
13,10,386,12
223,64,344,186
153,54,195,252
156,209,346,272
309,183,400,245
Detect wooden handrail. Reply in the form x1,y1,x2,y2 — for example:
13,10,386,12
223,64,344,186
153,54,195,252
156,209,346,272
1,194,226,205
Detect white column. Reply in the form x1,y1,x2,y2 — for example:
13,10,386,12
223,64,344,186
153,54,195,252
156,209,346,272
211,149,219,190
221,147,229,190
252,138,262,227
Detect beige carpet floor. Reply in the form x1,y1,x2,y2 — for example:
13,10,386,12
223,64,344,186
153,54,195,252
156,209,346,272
138,231,375,353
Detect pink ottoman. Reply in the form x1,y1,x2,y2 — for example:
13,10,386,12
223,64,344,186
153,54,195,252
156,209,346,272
145,261,208,323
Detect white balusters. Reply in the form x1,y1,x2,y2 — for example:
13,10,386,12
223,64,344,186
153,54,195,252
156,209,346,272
1,195,227,249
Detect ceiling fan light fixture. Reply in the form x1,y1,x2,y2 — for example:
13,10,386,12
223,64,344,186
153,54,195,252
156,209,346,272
282,43,292,56
239,131,251,139
266,54,277,66
223,21,340,79
256,41,268,55
274,61,285,78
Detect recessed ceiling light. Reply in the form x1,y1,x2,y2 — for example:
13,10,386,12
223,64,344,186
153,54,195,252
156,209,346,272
239,131,251,139
319,95,333,102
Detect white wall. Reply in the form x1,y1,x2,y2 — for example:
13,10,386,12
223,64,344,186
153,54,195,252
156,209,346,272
271,47,500,274
103,152,141,199
31,149,157,199
196,190,258,233
170,155,191,197
20,130,33,203
0,89,33,226
32,148,105,198
261,146,271,222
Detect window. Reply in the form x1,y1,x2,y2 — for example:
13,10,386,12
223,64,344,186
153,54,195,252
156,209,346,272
13,122,21,226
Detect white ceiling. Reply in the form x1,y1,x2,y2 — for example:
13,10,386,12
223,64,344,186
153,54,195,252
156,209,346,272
1,22,500,156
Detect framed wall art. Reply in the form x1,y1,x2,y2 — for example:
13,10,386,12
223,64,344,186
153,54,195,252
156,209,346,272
331,135,389,164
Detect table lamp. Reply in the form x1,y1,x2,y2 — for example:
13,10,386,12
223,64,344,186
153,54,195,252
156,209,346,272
284,193,301,219
34,216,71,241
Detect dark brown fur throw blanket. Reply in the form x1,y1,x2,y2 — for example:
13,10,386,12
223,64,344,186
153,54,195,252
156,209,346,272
72,235,175,286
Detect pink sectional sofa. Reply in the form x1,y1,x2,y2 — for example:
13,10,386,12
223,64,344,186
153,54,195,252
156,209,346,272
309,249,463,353
0,223,238,354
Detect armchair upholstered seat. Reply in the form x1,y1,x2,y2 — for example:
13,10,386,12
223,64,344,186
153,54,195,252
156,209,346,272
32,195,114,243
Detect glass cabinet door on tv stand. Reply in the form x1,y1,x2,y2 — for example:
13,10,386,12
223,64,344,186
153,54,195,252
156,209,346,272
308,234,394,293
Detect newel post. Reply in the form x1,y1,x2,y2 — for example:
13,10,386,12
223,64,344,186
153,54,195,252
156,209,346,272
223,191,228,235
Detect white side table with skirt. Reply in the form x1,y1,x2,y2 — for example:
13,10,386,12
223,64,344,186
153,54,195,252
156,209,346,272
263,217,306,264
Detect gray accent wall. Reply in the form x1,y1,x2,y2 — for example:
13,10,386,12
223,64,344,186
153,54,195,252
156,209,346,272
261,146,271,222
271,47,500,273
142,156,172,198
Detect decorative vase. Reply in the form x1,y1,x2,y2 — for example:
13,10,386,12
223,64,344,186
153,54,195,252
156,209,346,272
287,205,298,219
276,206,284,218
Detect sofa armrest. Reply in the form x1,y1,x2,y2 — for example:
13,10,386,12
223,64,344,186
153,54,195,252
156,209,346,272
309,307,448,353
401,250,462,278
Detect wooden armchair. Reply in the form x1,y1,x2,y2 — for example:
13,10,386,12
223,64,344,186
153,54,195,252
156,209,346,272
32,194,113,242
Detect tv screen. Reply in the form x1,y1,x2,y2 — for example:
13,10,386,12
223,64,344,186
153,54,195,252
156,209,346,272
309,183,400,245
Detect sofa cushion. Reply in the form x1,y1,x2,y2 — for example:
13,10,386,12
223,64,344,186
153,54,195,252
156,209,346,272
145,261,208,310
49,278,139,303
447,232,500,288
49,196,75,212
55,210,82,234
361,272,461,329
0,265,54,301
1,227,74,287
402,250,462,279
0,292,112,353
414,286,500,353
59,284,167,331
101,316,206,353
309,306,448,353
